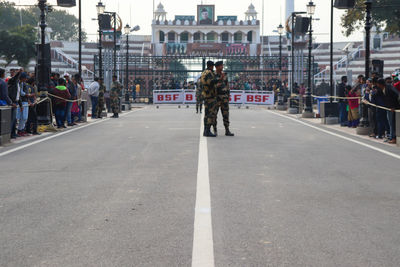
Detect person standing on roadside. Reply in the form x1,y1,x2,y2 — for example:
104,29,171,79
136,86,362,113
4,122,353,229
64,73,76,126
96,78,106,119
88,77,100,119
53,78,71,129
26,78,40,135
380,78,400,144
0,68,13,106
200,61,220,137
110,75,122,118
213,61,234,136
7,69,22,138
337,76,348,127
195,78,203,114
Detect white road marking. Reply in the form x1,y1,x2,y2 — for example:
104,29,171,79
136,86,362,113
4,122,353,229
268,111,400,160
192,113,215,267
0,109,141,158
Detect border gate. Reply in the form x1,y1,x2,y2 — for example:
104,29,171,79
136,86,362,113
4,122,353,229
94,55,314,102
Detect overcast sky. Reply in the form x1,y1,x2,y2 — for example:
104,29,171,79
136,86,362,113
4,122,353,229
17,0,364,43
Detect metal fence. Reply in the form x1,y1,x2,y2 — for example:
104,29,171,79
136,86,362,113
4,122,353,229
94,55,314,96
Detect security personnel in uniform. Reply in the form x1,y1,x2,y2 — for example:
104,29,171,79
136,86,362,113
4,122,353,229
96,78,105,119
214,61,234,136
195,78,203,114
110,75,122,118
200,61,220,137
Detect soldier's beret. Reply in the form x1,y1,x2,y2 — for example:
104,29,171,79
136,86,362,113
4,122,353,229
215,61,223,67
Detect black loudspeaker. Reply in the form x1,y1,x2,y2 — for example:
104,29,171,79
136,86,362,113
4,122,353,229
334,0,356,9
57,0,76,7
36,43,51,91
294,17,310,35
99,14,112,30
372,59,384,78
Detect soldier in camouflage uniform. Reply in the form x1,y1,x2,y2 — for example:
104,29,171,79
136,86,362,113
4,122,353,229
200,61,220,137
96,78,105,119
196,79,203,114
214,61,234,136
110,75,122,118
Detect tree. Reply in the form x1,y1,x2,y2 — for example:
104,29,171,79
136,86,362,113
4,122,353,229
28,7,87,41
0,1,86,41
0,25,36,68
341,0,400,36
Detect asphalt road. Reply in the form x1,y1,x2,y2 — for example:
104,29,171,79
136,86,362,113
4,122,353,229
1,106,400,267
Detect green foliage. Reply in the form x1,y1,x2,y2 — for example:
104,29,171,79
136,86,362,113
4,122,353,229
0,25,36,67
0,1,86,41
341,0,400,36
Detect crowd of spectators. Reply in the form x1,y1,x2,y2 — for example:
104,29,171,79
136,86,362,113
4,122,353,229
0,68,86,138
337,73,400,144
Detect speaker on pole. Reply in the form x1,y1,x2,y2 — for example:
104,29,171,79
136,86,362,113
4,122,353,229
57,0,76,7
334,0,356,9
36,43,51,91
294,17,310,35
372,59,384,78
99,14,112,30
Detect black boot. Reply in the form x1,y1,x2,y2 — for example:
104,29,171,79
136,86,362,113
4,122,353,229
213,125,218,136
204,126,216,137
196,106,199,114
225,127,234,136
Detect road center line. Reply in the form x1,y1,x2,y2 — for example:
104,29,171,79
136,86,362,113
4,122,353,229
268,110,400,160
192,113,215,267
0,109,142,158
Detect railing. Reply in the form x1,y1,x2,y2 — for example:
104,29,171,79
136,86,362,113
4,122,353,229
314,44,362,83
52,48,95,81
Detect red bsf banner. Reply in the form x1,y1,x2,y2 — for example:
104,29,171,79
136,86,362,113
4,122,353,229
184,90,196,104
229,91,244,104
153,90,184,104
244,92,274,105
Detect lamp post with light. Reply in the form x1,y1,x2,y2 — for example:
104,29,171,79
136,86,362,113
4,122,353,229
277,23,285,108
96,1,105,79
303,1,315,118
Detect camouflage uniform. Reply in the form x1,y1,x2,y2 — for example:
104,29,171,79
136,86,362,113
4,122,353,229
96,83,105,118
196,82,203,113
110,80,122,115
214,72,230,128
200,69,218,127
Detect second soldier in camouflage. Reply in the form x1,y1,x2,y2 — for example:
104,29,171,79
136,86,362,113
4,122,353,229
214,61,234,136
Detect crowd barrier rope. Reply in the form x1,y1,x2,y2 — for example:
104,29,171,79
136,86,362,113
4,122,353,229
307,94,400,113
153,89,275,105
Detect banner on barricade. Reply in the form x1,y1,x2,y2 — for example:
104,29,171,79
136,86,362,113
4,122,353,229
184,90,196,104
153,90,184,104
229,90,244,104
244,91,274,105
153,90,275,105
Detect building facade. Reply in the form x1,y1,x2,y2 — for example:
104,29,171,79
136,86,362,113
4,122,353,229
151,3,261,57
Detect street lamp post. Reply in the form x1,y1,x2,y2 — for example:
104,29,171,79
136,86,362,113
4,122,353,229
303,1,315,118
123,24,140,103
290,11,307,96
277,24,285,108
124,24,130,103
37,0,48,92
78,0,82,77
357,0,372,135
330,0,334,103
96,1,105,79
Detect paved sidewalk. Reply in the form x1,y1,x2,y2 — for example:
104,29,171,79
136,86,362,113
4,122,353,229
274,109,399,148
